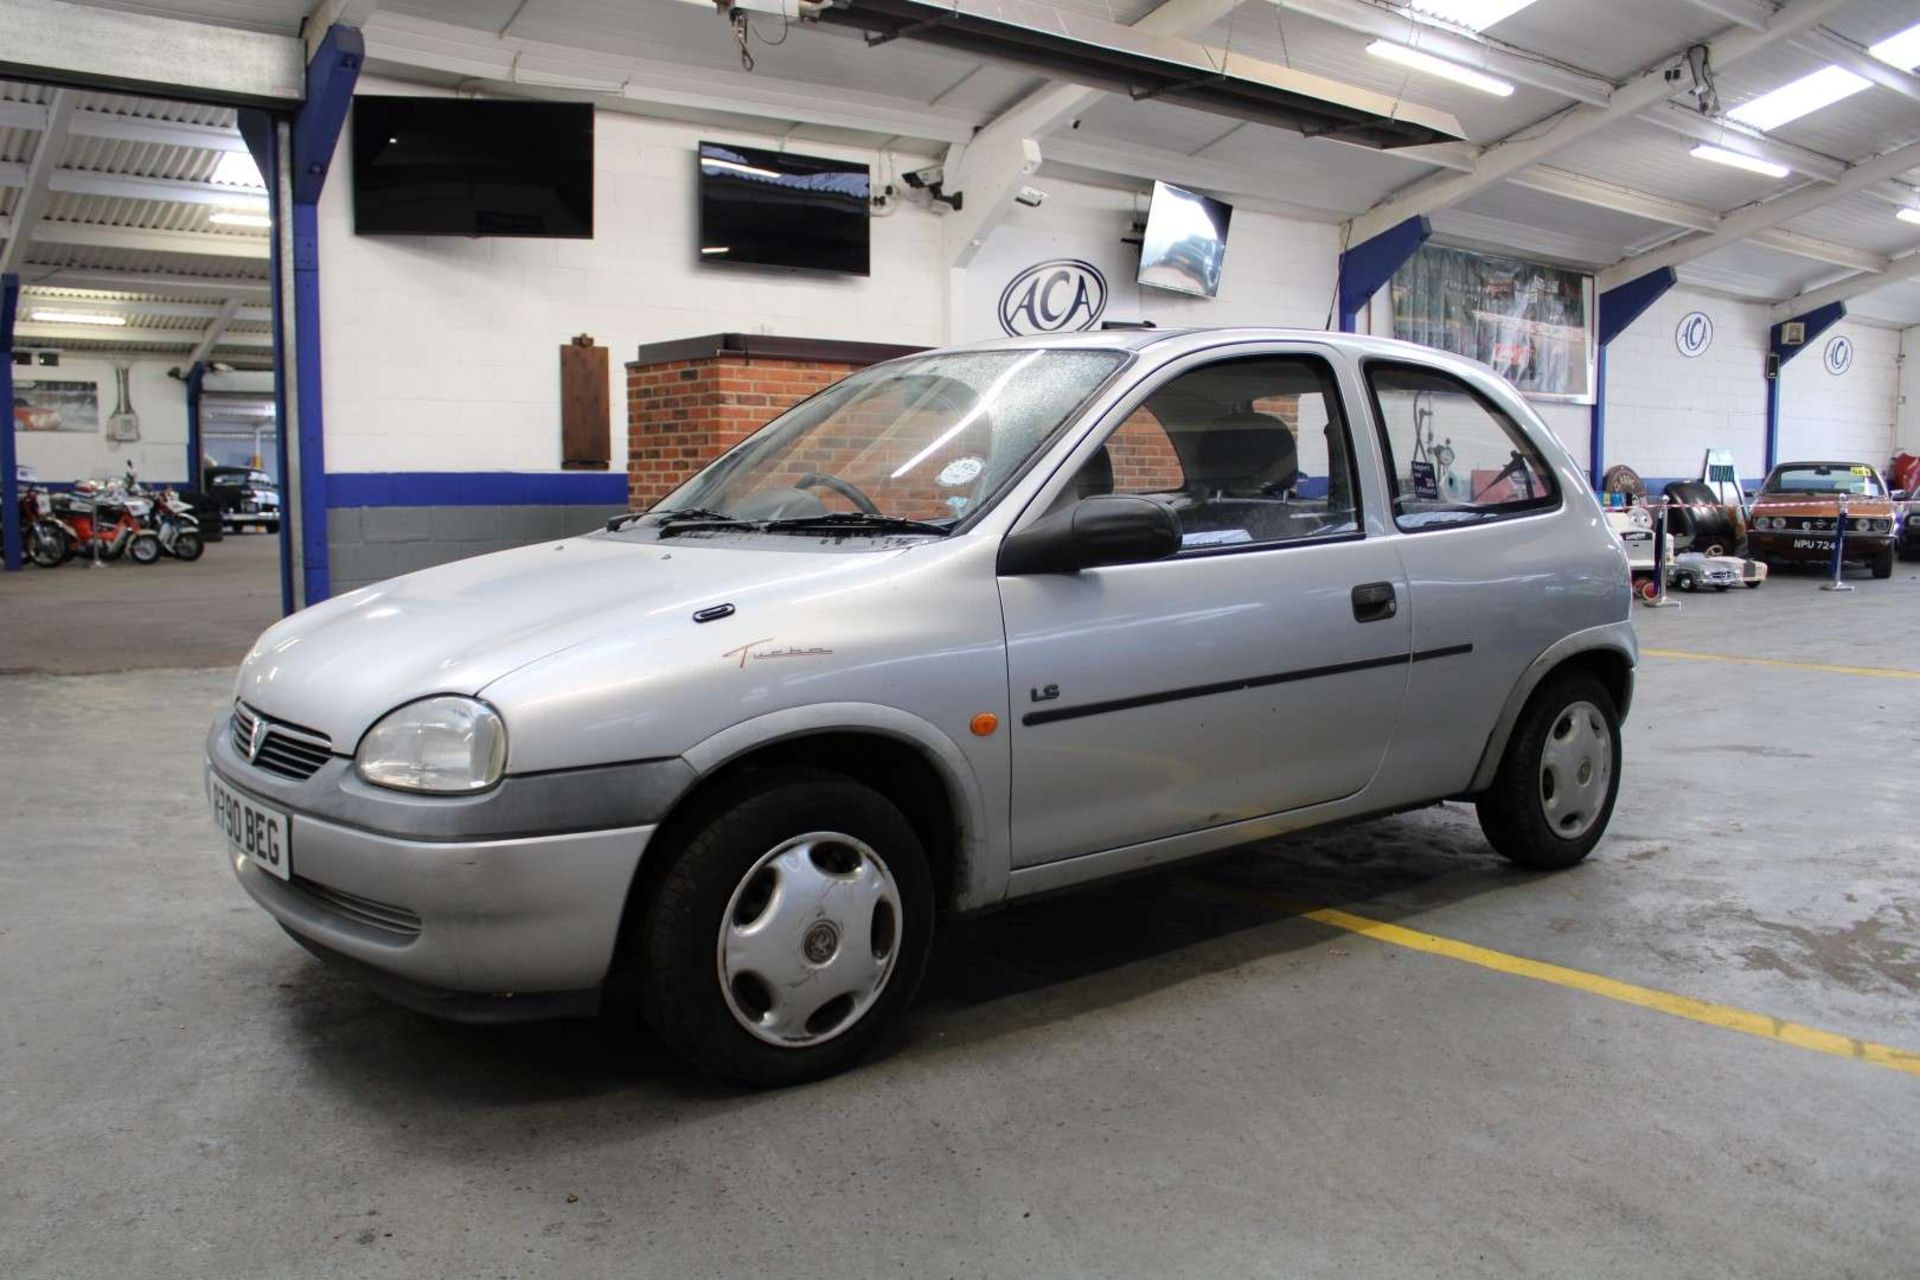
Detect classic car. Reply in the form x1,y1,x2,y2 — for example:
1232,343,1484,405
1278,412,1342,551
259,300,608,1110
1667,551,1766,592
204,466,281,533
1746,461,1897,579
13,395,61,432
208,328,1635,1085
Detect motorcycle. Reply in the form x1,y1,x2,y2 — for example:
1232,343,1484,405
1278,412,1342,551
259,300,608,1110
51,478,162,564
129,475,204,561
16,483,74,568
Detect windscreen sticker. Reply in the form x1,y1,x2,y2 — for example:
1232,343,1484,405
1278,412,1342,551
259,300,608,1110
937,456,985,488
1410,460,1440,500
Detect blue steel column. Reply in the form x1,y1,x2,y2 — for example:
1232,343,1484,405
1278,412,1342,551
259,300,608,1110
1,273,20,571
285,25,363,606
1765,300,1845,476
1336,216,1430,333
1590,267,1676,491
185,362,206,489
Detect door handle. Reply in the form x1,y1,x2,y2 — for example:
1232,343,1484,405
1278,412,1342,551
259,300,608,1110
1351,581,1397,623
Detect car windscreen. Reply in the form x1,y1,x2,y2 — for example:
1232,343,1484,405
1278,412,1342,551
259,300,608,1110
651,349,1128,528
1763,465,1885,497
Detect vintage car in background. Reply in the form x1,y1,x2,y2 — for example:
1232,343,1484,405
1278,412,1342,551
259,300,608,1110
1897,487,1920,561
1746,461,1897,579
13,395,61,432
1667,550,1766,592
204,466,281,533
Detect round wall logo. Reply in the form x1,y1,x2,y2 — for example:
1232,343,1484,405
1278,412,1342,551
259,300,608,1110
998,259,1108,336
1822,334,1853,376
1675,310,1713,358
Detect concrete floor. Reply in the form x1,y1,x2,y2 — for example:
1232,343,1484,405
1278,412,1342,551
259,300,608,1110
3,564,1918,1278
0,531,282,675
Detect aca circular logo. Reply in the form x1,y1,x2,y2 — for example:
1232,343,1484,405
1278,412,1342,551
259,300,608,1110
1823,334,1853,376
998,259,1108,336
1675,310,1713,358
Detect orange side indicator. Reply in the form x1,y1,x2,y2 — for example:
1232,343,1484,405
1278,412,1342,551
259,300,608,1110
969,713,1000,737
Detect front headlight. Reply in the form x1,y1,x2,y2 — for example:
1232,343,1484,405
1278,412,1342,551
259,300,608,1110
356,696,507,793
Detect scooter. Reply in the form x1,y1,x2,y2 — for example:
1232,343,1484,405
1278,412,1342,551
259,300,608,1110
52,480,161,564
131,477,204,561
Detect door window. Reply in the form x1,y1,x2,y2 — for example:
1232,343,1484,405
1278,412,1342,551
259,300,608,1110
1366,363,1557,530
1064,354,1361,551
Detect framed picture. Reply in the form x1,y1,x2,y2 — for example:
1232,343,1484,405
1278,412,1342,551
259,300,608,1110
12,378,100,433
1390,245,1595,404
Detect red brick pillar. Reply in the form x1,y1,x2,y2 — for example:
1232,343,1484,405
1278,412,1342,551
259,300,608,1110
626,335,925,510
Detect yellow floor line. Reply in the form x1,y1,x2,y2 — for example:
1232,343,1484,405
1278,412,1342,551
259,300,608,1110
1282,901,1920,1079
1642,647,1920,680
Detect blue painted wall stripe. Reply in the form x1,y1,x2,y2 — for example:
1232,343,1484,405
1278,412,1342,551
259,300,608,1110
328,471,630,508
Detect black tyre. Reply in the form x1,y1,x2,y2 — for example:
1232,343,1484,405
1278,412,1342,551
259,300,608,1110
171,530,205,561
265,519,280,534
1871,545,1894,579
1675,573,1695,592
1476,669,1622,871
628,768,934,1086
26,522,68,568
128,533,162,565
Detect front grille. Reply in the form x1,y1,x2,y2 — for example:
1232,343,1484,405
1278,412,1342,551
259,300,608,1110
288,876,423,940
231,702,335,781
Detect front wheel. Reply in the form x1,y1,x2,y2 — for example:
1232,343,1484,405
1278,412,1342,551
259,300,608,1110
128,532,162,564
1871,545,1894,579
1476,669,1622,871
26,522,68,568
170,530,204,561
626,768,934,1086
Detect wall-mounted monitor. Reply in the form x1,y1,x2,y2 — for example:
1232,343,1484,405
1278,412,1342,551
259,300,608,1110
1137,181,1233,298
350,96,595,238
698,141,871,276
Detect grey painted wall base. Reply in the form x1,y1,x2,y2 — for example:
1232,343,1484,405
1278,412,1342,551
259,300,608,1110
327,504,629,597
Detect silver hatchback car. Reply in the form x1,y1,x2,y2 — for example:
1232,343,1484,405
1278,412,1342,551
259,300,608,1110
208,328,1635,1084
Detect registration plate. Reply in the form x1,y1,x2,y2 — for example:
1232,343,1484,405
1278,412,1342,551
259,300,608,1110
209,773,290,880
1791,537,1829,550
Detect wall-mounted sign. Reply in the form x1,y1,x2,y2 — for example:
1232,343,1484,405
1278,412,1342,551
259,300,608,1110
1675,311,1713,359
997,258,1108,336
1822,334,1853,376
1389,243,1595,403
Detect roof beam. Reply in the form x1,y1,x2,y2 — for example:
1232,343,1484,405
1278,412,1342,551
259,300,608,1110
0,99,250,154
1676,0,1772,30
187,297,247,366
12,321,271,347
306,0,379,62
1347,0,1855,243
1045,136,1347,219
18,291,269,322
1270,0,1615,106
0,164,268,210
1768,252,1920,320
1638,101,1847,182
1795,27,1920,108
0,89,74,276
0,216,270,260
12,268,270,300
0,0,304,107
1598,137,1920,288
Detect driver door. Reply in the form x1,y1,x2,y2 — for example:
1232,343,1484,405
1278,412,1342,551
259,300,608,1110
998,348,1411,867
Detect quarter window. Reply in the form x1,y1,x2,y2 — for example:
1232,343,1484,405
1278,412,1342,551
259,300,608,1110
1064,354,1361,551
1367,363,1557,530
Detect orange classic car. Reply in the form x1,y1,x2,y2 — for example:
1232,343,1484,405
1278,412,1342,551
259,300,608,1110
1747,460,1898,579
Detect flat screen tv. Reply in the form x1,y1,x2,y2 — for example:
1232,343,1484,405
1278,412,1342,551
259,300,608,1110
698,141,870,275
1137,181,1233,298
351,97,594,238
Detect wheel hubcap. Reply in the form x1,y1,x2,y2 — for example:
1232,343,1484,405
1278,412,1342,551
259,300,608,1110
1539,699,1612,840
717,831,903,1048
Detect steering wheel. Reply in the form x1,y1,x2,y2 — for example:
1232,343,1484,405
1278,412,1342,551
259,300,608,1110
794,472,881,516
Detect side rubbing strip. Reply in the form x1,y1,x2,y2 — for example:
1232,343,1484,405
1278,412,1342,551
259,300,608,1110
1020,643,1475,728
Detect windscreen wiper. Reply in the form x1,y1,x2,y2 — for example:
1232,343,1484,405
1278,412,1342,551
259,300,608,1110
614,507,751,537
758,512,952,537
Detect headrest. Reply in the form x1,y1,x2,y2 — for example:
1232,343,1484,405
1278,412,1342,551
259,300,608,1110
1189,411,1296,487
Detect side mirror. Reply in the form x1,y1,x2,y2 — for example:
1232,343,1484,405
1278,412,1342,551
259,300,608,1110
998,494,1182,575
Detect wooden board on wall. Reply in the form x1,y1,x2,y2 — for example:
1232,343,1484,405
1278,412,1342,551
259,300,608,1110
559,340,610,470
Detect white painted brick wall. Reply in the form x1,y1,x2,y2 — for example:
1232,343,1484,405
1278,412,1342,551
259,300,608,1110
13,357,190,485
1779,319,1899,467
1898,326,1919,457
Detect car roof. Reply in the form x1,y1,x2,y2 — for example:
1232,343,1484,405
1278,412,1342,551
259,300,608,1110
937,327,1451,359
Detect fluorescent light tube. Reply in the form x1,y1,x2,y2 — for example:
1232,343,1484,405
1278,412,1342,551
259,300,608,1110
209,212,272,228
30,310,129,326
1726,65,1871,132
1365,41,1515,97
1689,144,1790,178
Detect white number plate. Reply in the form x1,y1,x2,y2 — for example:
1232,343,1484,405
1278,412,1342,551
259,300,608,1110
209,773,290,880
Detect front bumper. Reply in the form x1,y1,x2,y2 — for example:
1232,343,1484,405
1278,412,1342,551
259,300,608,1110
1748,531,1892,563
206,717,691,1016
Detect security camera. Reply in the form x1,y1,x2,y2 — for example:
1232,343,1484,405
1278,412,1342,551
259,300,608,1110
901,164,944,190
1014,185,1047,208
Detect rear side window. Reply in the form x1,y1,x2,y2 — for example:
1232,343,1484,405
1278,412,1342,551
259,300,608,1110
1367,363,1557,530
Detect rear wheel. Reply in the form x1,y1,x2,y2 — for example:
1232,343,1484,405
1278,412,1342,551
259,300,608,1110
1871,544,1894,579
128,532,162,564
627,768,934,1086
26,522,67,568
1477,670,1621,871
